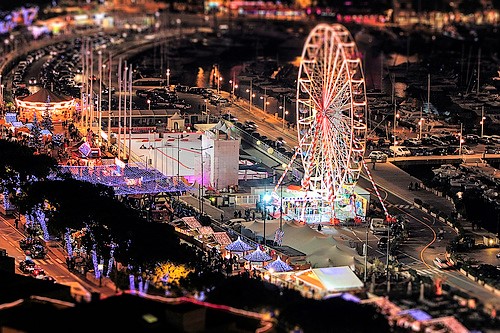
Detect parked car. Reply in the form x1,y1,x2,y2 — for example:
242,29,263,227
368,150,388,162
28,77,37,85
389,146,411,157
485,146,500,154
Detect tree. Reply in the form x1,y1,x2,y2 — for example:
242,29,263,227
0,139,58,197
41,96,54,132
29,113,43,151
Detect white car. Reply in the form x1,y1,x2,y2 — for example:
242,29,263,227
368,150,388,162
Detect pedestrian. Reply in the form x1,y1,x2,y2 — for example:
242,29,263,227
414,182,419,191
408,182,413,191
238,210,242,218
14,217,19,229
220,213,224,223
252,211,256,221
233,211,238,218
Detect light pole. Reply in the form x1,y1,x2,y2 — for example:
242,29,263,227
364,220,369,283
166,68,170,89
279,95,288,130
168,134,182,188
386,220,391,293
480,106,485,138
191,145,213,215
229,72,238,99
0,74,3,112
245,79,254,113
419,117,424,140
260,87,269,113
204,99,209,123
262,193,272,245
98,263,104,287
393,103,399,148
98,51,103,136
459,123,464,157
418,106,424,140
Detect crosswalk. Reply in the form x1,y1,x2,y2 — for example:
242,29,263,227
32,257,64,265
415,267,443,277
385,203,415,209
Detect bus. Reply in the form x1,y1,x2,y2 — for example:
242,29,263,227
131,78,167,91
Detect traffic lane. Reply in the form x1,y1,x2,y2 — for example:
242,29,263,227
229,101,297,150
0,214,91,290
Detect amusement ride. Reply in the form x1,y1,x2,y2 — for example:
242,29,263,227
274,23,392,226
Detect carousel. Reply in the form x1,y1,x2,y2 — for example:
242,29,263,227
15,88,75,123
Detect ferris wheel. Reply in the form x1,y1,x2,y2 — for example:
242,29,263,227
296,23,368,224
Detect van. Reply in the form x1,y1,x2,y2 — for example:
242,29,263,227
131,78,167,91
390,146,411,157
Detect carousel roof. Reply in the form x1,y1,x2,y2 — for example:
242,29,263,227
20,88,72,103
264,256,293,272
225,236,254,253
244,247,272,263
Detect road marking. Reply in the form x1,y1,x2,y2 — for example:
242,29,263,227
416,268,441,277
386,203,414,209
55,258,63,264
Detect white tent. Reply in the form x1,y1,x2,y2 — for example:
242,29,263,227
294,266,364,294
241,220,363,268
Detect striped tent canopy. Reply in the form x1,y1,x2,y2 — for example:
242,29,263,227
264,256,293,272
225,236,254,253
244,246,272,263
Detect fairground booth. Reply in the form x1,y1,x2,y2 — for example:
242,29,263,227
259,184,370,225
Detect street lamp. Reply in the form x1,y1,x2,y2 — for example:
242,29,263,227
245,79,254,113
204,99,209,124
459,123,464,157
229,76,238,99
262,193,272,245
166,68,170,88
418,117,424,140
147,99,151,111
98,263,104,287
260,88,269,113
393,104,400,148
279,95,288,130
168,134,183,193
191,145,213,215
480,106,485,138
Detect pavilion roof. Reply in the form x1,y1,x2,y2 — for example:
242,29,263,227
225,236,254,252
244,247,272,262
264,256,293,272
